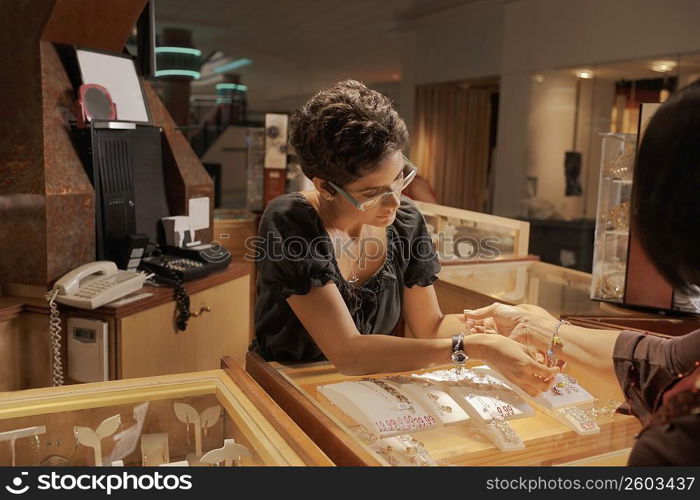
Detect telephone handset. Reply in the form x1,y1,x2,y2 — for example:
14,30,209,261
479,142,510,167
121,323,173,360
51,261,148,309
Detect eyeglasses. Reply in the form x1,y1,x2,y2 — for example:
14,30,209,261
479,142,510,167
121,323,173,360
328,155,418,211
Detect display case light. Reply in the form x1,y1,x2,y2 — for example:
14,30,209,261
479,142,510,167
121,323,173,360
650,60,677,73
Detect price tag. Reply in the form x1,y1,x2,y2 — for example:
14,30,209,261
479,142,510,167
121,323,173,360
318,381,438,438
463,393,524,421
372,414,438,435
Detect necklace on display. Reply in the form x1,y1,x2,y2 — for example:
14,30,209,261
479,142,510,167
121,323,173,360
358,378,416,414
415,369,524,403
469,392,521,445
318,193,365,286
386,376,454,415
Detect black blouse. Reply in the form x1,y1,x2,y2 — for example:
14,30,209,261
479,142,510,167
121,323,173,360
250,192,441,362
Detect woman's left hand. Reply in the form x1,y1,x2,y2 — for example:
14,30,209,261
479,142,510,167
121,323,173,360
475,334,559,396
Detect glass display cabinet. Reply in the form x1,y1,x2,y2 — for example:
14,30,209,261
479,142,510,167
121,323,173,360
590,132,637,304
0,359,331,466
246,353,641,467
435,261,599,317
414,201,531,264
590,123,700,314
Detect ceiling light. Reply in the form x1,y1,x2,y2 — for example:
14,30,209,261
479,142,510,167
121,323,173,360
576,70,594,79
155,47,202,57
215,83,248,92
533,74,544,83
650,60,677,73
213,58,253,73
154,69,201,79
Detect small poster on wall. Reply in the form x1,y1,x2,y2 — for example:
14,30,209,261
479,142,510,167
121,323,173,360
264,113,288,169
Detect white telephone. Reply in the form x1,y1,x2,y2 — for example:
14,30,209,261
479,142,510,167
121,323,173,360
52,261,148,309
45,261,149,388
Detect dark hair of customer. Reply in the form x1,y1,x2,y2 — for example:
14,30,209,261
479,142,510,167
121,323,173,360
633,79,700,292
289,79,409,188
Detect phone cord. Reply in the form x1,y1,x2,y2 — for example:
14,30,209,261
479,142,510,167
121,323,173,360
45,289,65,386
166,269,190,331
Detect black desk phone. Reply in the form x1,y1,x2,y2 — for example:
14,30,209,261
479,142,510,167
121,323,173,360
139,244,232,331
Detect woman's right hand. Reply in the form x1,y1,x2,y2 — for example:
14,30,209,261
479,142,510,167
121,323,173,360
464,302,560,353
473,334,559,396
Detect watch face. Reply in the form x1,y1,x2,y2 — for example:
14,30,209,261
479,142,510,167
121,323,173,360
452,351,468,364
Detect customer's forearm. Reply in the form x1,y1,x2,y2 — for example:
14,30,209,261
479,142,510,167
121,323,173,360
531,321,621,385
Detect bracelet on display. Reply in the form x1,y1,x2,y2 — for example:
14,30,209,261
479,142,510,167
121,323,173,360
546,320,570,367
451,332,468,371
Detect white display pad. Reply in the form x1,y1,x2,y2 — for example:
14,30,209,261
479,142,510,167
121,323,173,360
473,366,594,409
470,366,599,435
318,380,438,437
76,49,149,123
372,435,439,466
414,367,533,423
394,378,469,426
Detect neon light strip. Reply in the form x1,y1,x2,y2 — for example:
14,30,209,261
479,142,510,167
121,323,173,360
213,58,252,73
155,47,202,57
215,83,248,91
155,69,201,79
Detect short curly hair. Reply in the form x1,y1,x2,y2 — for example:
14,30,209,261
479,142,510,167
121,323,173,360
289,80,409,187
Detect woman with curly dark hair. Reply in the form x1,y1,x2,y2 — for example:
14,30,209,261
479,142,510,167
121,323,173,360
249,80,558,394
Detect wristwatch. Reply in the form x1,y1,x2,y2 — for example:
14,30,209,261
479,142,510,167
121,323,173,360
451,332,468,367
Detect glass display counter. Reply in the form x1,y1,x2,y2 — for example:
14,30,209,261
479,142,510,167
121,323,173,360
246,353,640,467
414,201,530,263
0,359,331,466
435,260,600,317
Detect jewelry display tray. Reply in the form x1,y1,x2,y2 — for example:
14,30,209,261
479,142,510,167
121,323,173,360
246,353,642,466
0,360,331,466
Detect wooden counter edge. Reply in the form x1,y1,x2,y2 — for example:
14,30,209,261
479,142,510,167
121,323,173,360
244,351,383,466
220,356,333,466
0,263,250,320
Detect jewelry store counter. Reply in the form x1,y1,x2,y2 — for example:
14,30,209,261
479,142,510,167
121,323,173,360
434,260,600,317
245,352,641,466
0,358,332,466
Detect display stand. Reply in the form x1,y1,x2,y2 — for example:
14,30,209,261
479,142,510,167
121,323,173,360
173,402,221,464
318,380,438,438
200,438,251,466
386,375,469,426
141,432,170,466
74,414,121,466
0,425,46,466
472,366,599,435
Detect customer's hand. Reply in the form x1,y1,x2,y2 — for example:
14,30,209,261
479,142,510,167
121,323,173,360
464,302,560,353
477,334,559,396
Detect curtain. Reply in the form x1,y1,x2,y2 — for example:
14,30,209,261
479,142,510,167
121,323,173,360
411,84,493,212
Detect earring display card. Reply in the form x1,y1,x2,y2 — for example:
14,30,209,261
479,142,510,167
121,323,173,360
317,381,438,438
